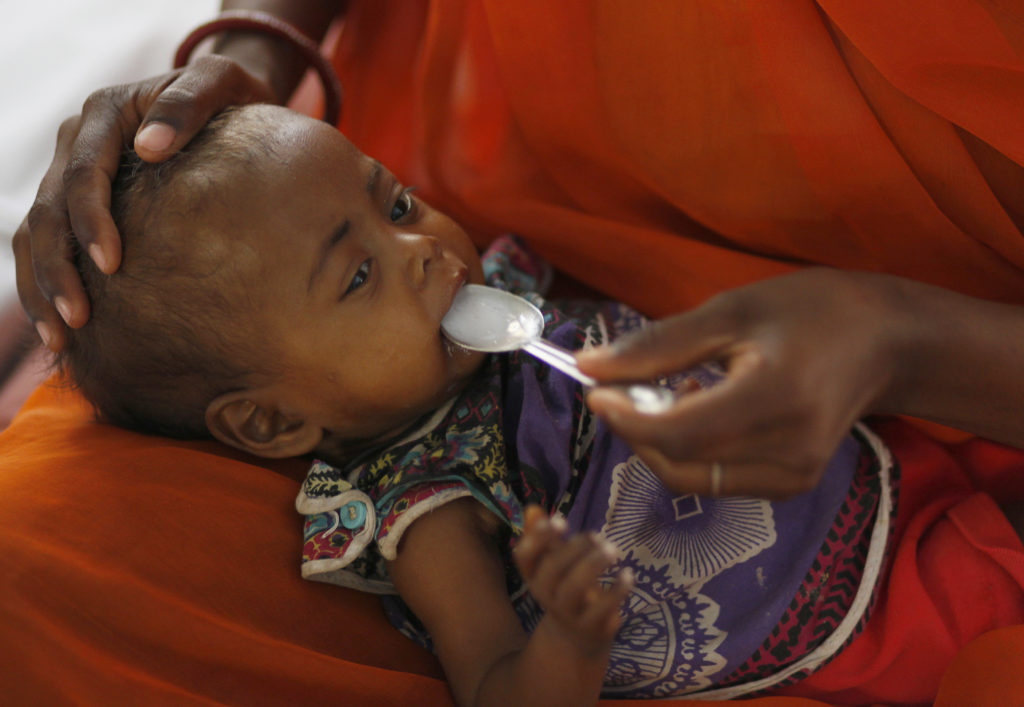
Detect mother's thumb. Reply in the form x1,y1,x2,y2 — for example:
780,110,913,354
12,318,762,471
577,314,703,380
135,121,177,156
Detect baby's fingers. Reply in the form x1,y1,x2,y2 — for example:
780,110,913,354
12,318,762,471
525,530,611,613
579,568,634,642
551,537,619,617
513,509,567,580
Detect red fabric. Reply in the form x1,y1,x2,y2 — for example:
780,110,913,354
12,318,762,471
778,419,1024,704
3,0,1024,703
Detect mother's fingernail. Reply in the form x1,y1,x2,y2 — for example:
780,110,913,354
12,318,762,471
53,296,73,325
576,348,609,366
136,122,175,152
35,321,54,349
587,390,623,421
88,244,109,273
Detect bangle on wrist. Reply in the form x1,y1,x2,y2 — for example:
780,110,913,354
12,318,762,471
174,9,342,125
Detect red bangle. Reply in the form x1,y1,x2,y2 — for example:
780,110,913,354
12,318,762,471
174,9,343,126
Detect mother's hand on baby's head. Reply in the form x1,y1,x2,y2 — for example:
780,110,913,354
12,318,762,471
14,56,275,352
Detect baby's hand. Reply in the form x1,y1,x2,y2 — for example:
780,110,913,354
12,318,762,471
514,505,633,655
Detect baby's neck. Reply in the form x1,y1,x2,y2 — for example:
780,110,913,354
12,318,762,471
314,395,461,470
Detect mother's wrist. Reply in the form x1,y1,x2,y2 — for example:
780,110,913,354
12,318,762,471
858,271,990,424
174,10,342,124
210,32,304,104
846,270,923,418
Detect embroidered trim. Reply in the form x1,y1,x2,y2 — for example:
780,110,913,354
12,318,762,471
377,486,473,560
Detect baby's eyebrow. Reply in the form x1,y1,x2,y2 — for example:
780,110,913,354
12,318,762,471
366,160,382,195
308,220,351,293
307,160,382,294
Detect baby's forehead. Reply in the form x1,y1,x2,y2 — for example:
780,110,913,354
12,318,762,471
192,107,360,193
143,105,365,271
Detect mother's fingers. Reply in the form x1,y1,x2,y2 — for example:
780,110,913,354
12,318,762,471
135,56,275,162
576,295,742,382
64,90,137,276
20,115,93,333
585,348,769,457
587,362,830,498
13,217,66,350
629,443,817,499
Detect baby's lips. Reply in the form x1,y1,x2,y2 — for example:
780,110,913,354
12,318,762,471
439,263,468,324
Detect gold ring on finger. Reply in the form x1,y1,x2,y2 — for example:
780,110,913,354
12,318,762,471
710,461,724,497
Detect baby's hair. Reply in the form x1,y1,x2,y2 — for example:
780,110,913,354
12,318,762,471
58,105,278,439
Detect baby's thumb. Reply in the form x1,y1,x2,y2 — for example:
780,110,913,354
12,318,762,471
523,504,546,533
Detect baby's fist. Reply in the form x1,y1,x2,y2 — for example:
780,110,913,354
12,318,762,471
514,506,634,650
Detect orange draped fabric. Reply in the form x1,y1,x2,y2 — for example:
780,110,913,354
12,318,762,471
0,383,829,705
330,0,1024,317
2,0,1024,704
329,7,1024,696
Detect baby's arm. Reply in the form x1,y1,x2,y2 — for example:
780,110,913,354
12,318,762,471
387,499,632,707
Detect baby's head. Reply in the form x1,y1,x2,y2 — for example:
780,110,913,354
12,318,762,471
61,104,484,462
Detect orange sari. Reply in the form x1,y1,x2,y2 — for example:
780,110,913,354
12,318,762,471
330,0,1024,316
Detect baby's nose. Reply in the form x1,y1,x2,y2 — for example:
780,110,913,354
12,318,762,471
400,233,442,288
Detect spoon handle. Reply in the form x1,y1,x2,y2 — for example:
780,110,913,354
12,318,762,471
521,340,675,414
522,339,598,386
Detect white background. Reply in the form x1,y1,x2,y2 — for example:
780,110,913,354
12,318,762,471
0,0,219,302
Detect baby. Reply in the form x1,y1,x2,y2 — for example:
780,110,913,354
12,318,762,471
61,104,895,704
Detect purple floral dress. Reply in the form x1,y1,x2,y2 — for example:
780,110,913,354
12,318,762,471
296,236,898,698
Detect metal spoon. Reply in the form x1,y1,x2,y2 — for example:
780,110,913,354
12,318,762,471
441,284,674,413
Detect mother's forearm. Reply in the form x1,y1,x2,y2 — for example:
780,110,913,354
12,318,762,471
874,273,1024,447
212,0,340,103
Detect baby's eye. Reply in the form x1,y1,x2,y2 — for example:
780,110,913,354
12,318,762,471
345,259,372,295
390,188,417,222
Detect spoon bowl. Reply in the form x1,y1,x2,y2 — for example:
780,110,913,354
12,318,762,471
440,284,545,353
442,285,674,414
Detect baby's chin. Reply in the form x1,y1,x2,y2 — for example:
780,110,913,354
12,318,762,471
313,360,485,468
443,337,487,386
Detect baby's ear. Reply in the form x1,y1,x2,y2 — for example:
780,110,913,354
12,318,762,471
205,390,322,458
